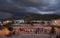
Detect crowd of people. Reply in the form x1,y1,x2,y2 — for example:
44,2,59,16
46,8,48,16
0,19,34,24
12,27,50,34
6,27,60,38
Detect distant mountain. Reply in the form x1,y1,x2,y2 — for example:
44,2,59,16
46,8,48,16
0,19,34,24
24,14,60,21
13,12,39,18
2,12,39,20
2,12,60,20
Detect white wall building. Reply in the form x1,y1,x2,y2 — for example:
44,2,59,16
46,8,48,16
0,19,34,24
31,20,51,25
13,20,24,25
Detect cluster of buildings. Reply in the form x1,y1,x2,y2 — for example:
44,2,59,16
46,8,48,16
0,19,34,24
0,19,24,25
0,14,60,35
0,18,60,26
0,18,60,35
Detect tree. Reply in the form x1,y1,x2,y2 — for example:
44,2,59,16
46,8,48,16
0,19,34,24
7,26,13,31
50,26,55,33
41,21,45,24
30,22,34,26
3,22,13,31
11,20,14,25
27,21,34,26
50,26,56,38
0,25,4,30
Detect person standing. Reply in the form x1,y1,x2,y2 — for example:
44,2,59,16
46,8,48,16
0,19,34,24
35,28,40,34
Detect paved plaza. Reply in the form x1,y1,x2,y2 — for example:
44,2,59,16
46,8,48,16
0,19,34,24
0,34,50,38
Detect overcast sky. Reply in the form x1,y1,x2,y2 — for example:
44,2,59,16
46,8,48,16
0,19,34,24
0,0,60,18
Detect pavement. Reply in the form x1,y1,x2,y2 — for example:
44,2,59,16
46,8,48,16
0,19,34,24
0,34,50,38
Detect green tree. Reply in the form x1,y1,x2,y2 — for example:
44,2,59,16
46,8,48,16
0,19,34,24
11,20,14,24
50,26,55,34
27,21,34,26
3,22,13,31
50,26,56,38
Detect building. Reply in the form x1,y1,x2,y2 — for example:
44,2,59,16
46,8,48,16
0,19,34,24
3,20,12,25
52,19,60,26
0,21,3,25
30,20,51,25
13,19,25,25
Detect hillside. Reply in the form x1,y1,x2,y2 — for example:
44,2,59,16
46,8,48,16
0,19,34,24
24,14,60,21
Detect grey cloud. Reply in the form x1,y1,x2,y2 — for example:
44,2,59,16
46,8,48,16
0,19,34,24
0,12,13,19
25,7,55,14
0,0,60,18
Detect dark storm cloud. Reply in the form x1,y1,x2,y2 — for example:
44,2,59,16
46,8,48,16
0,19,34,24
0,0,60,18
0,12,13,19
